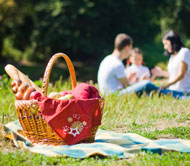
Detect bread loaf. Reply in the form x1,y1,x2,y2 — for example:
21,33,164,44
12,86,18,93
11,80,22,94
11,80,22,88
23,87,36,100
15,92,23,100
5,64,42,93
11,80,37,100
18,84,29,94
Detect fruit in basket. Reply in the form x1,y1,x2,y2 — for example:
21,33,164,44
30,91,42,100
72,83,100,99
58,94,74,100
59,90,72,97
48,92,61,99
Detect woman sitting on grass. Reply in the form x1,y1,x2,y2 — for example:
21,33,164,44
151,30,190,98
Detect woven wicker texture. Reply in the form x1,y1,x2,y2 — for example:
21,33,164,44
15,53,104,145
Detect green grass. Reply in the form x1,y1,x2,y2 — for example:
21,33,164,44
1,75,190,165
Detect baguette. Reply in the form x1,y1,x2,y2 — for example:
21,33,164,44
5,64,42,93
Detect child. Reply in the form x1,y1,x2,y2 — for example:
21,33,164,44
125,47,155,85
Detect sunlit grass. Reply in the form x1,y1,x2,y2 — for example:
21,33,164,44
0,75,190,165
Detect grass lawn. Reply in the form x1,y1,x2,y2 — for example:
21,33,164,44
0,73,190,165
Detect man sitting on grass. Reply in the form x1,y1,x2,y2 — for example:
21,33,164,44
97,33,157,96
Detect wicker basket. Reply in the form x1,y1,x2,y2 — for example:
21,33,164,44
15,53,104,145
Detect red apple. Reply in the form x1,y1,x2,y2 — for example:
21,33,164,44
30,91,42,100
59,90,72,97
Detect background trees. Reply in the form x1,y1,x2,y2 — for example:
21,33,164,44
0,0,190,65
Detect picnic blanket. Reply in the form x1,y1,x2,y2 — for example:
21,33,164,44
1,120,190,158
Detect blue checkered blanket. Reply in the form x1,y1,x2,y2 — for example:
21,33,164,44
1,121,190,158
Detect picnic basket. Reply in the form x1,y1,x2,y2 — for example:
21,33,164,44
15,53,104,145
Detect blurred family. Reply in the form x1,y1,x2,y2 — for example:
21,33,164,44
97,33,156,96
125,47,155,85
97,31,190,99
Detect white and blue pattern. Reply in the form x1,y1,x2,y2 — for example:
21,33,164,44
1,121,190,158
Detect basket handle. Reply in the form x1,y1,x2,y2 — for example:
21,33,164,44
42,53,77,96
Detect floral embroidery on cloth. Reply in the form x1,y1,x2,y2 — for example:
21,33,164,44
38,97,102,145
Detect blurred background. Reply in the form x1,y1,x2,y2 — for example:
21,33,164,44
0,0,190,82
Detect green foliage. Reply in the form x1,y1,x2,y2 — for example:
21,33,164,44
140,42,168,68
0,0,164,63
1,0,190,66
159,0,190,37
2,38,23,61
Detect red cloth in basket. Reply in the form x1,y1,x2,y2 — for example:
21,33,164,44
38,97,102,145
72,83,101,99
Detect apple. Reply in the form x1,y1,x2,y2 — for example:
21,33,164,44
30,91,42,100
48,92,61,99
58,94,74,100
59,90,72,97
